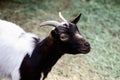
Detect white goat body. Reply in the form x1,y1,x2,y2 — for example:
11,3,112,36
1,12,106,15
0,20,38,80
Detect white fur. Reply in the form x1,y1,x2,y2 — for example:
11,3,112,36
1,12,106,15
40,72,44,80
0,20,39,80
75,32,83,38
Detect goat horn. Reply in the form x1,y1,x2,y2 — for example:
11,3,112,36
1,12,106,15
40,21,60,27
59,12,69,26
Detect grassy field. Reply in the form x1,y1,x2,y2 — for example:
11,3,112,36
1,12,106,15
0,0,120,80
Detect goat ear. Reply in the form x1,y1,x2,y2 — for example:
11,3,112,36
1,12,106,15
70,13,82,24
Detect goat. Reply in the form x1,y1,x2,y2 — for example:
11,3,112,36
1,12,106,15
0,12,91,80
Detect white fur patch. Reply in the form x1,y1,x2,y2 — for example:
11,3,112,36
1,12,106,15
0,20,38,79
40,72,44,80
75,32,83,38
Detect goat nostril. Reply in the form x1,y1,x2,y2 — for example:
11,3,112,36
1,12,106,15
84,42,90,49
84,42,89,46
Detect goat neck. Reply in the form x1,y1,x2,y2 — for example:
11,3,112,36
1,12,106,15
23,34,63,80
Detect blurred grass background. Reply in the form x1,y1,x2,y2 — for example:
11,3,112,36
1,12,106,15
0,0,120,80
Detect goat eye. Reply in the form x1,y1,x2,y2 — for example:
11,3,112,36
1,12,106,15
60,33,69,41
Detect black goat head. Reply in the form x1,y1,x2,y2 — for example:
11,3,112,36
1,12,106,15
40,12,91,54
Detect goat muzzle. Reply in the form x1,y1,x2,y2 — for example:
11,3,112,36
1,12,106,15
79,41,91,54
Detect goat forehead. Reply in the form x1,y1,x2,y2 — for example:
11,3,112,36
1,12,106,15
56,22,80,35
68,23,79,33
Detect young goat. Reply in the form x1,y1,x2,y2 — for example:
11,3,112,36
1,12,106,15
0,12,90,80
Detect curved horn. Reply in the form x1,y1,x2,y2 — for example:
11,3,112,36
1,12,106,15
59,12,69,26
40,21,60,27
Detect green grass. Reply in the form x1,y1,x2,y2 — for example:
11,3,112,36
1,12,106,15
0,0,120,80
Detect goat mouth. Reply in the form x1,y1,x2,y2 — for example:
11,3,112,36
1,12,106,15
81,50,90,54
81,48,90,54
77,48,91,54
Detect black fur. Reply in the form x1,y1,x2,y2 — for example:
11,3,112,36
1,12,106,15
20,13,91,80
20,36,63,80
